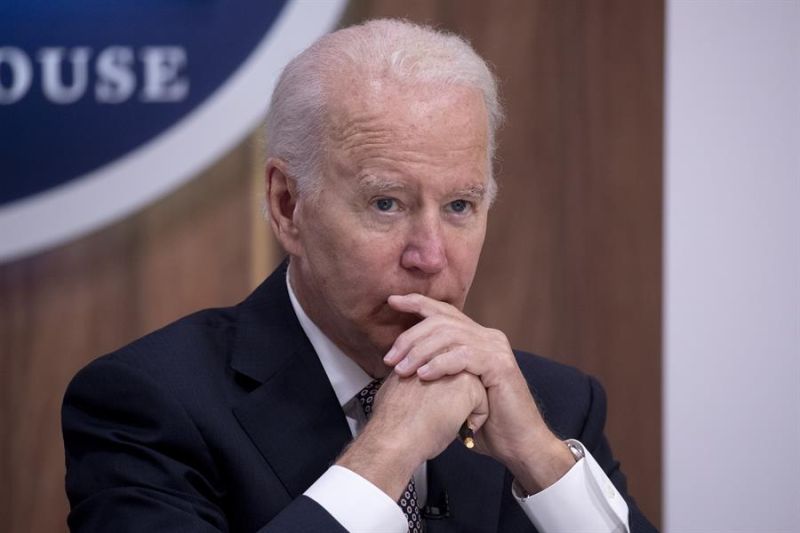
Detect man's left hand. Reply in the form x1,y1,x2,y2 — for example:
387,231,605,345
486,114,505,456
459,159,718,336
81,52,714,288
383,293,575,494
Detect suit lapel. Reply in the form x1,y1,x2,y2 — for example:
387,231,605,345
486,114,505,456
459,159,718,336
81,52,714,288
426,441,506,533
230,262,352,498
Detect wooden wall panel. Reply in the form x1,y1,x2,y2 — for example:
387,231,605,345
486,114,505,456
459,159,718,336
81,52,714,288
0,1,662,530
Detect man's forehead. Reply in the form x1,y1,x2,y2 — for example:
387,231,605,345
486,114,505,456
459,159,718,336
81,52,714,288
320,75,491,194
326,75,486,128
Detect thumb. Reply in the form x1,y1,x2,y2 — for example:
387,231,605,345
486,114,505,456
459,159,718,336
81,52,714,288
466,385,489,433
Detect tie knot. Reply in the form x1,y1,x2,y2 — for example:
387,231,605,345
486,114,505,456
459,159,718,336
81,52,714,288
356,379,382,418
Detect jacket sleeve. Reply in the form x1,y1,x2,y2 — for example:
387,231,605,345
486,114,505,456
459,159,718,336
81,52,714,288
62,357,347,533
579,375,659,533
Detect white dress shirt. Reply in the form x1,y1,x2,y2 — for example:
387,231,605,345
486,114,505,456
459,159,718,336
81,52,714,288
287,274,630,533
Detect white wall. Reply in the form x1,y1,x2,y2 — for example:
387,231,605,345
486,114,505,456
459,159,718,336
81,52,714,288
664,1,800,531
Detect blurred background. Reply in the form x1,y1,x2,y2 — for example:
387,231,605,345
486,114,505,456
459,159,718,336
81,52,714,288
0,1,797,531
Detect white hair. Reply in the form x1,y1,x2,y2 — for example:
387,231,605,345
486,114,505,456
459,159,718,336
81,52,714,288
263,18,503,201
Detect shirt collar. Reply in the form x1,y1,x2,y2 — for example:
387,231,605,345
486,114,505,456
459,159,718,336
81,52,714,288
286,269,372,408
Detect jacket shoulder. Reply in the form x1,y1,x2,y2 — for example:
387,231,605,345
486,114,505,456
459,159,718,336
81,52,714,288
66,304,240,411
110,305,236,371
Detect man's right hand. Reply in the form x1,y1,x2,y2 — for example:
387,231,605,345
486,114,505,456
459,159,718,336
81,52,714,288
336,371,488,500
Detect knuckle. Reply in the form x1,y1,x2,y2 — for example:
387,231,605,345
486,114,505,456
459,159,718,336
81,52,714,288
426,357,442,371
393,332,412,352
487,328,510,347
408,345,433,366
431,315,451,330
451,345,468,363
409,292,424,303
403,348,419,365
484,327,502,340
433,352,453,371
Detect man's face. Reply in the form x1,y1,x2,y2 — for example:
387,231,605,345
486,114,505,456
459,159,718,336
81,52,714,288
290,80,490,370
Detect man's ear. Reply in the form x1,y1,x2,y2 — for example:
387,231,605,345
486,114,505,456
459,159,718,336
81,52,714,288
266,158,303,256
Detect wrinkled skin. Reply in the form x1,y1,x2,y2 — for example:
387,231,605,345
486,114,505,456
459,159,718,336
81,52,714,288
280,79,490,377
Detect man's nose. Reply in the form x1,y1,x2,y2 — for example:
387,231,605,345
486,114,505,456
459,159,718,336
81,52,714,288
400,215,448,275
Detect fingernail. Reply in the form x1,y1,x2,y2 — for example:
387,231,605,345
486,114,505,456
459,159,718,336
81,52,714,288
417,364,430,377
384,347,397,363
396,359,409,372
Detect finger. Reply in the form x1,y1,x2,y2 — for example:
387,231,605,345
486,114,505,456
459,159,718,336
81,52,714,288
384,314,458,365
466,380,489,433
416,347,473,380
387,293,461,320
466,412,488,435
393,326,470,375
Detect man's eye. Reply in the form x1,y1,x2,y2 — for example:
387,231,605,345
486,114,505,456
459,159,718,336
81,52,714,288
374,198,397,212
448,199,471,214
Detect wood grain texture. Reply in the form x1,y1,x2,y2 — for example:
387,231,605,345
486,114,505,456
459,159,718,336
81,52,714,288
0,0,662,529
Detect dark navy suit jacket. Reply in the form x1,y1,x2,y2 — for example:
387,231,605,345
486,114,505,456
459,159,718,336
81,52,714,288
62,262,657,532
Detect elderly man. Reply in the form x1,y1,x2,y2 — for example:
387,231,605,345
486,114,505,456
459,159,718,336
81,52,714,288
63,19,656,533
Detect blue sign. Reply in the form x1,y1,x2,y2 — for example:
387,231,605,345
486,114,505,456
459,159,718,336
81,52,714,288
0,0,346,261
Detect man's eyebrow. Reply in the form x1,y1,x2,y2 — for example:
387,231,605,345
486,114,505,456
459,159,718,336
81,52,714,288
357,175,408,193
356,176,487,200
451,185,487,200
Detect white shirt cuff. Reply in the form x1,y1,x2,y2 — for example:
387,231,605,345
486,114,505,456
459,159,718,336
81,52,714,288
304,465,408,533
512,441,630,533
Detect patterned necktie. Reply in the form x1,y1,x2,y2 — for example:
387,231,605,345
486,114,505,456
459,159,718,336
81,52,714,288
357,379,423,533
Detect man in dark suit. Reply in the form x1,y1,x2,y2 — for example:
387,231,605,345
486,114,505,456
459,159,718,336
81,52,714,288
63,19,657,532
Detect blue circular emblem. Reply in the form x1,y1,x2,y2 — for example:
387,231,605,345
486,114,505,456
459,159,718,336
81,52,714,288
0,0,345,261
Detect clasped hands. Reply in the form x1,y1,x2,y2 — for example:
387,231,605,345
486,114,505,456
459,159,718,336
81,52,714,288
338,293,574,501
